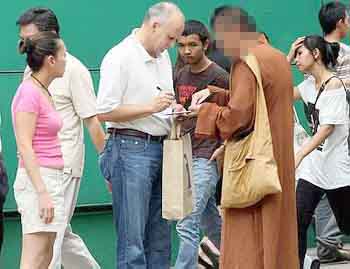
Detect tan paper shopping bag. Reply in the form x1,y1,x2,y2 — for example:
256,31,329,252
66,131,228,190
162,122,193,220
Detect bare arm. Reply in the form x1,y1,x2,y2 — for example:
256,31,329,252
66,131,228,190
15,111,54,223
294,86,302,101
300,125,334,156
15,112,46,193
286,37,305,64
295,125,334,167
83,116,105,153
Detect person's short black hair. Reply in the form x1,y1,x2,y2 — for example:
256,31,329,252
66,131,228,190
319,1,347,35
16,7,60,36
211,6,257,33
182,20,210,44
210,5,232,29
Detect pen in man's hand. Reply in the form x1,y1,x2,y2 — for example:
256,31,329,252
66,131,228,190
156,86,175,99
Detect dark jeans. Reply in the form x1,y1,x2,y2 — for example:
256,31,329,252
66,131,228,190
296,179,350,268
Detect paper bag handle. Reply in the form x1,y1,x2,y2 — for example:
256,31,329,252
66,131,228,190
184,154,192,189
169,120,182,140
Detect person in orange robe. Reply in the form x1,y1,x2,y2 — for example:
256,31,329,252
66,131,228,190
189,6,299,269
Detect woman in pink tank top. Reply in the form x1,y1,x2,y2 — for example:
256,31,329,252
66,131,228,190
12,31,67,269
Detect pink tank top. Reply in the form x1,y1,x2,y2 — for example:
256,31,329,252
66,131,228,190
12,80,64,168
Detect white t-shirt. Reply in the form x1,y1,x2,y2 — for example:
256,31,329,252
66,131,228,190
297,78,350,189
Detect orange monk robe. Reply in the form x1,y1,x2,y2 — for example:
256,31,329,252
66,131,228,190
195,43,299,269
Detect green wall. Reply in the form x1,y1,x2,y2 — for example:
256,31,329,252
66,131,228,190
1,0,347,210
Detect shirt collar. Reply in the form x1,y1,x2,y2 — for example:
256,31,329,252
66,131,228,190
130,29,160,63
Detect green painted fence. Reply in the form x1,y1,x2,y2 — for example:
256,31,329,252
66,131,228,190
2,1,350,268
0,0,346,210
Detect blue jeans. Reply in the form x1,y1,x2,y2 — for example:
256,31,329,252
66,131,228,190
99,134,171,269
175,158,222,269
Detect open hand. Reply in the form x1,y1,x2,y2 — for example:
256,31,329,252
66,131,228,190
209,145,225,161
287,37,305,64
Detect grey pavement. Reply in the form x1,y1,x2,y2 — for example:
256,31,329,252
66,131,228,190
171,245,350,268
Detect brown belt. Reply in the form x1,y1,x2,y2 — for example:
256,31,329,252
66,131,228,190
107,128,166,143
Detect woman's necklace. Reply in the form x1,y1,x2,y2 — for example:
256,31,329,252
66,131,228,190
31,74,52,97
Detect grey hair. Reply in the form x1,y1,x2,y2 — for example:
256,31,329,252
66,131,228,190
143,2,182,25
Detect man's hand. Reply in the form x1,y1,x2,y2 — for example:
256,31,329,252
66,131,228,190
172,103,186,112
105,180,112,193
190,88,211,107
171,104,189,122
188,104,201,115
188,88,211,114
209,145,225,161
150,92,175,113
287,37,305,64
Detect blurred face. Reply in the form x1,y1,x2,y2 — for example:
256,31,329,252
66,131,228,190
151,13,184,55
18,23,40,51
339,11,350,39
295,45,316,73
177,34,208,65
19,24,66,77
42,39,66,78
214,20,257,58
50,39,67,78
19,23,39,39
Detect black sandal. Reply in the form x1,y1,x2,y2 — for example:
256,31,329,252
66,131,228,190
200,242,220,269
198,255,214,269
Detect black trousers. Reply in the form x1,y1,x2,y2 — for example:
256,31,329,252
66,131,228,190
0,201,3,253
0,153,8,255
296,179,350,268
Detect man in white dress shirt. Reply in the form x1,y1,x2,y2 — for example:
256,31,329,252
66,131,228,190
97,2,184,268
